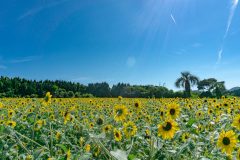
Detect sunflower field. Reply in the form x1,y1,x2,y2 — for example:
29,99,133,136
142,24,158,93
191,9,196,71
0,93,240,160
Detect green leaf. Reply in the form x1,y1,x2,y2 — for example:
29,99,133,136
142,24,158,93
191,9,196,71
78,153,92,160
128,154,136,160
33,148,46,159
186,119,196,128
0,125,5,134
110,149,128,160
56,144,68,153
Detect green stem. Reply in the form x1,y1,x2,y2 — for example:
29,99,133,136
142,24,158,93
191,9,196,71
13,129,49,151
50,122,53,156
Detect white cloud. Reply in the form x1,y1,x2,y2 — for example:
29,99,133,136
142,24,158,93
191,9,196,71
217,48,223,64
217,0,239,63
18,0,68,21
126,57,136,67
170,14,176,25
10,56,41,63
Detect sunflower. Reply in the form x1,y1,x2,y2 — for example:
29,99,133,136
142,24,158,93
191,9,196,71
63,112,71,124
114,105,128,122
123,121,137,138
26,155,33,160
8,109,15,118
158,119,178,139
44,92,52,103
217,130,237,155
96,117,104,126
144,129,151,139
0,102,3,109
207,108,214,116
118,96,122,101
93,146,100,157
114,128,122,142
79,137,84,147
232,114,240,130
85,144,91,152
6,120,16,128
56,131,61,140
89,122,94,129
34,120,45,131
49,114,55,121
66,149,71,160
103,124,112,133
182,132,190,142
196,111,204,119
22,115,27,121
134,100,141,110
166,103,180,119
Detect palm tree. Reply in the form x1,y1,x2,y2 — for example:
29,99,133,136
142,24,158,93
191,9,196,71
175,72,199,97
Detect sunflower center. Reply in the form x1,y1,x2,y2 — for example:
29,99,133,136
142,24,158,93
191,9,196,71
115,132,120,138
222,137,230,145
135,103,139,108
163,122,172,131
126,126,133,132
160,111,163,116
96,118,103,125
170,109,175,115
117,109,123,116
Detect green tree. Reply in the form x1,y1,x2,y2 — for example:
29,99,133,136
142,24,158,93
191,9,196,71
198,78,226,98
198,78,217,98
212,81,226,98
175,72,199,97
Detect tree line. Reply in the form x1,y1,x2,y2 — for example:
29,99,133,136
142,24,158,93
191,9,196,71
0,73,238,98
0,76,177,98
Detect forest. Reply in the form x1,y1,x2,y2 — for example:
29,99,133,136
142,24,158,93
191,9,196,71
0,73,239,98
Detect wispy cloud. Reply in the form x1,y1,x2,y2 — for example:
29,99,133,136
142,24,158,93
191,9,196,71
175,49,186,55
170,14,176,25
224,0,239,39
10,56,41,63
217,0,238,63
18,0,68,21
217,48,223,64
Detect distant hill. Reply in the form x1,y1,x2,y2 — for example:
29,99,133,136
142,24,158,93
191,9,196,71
228,87,240,92
228,87,240,97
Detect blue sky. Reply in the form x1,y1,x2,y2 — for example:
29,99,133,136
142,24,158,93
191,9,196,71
0,0,240,90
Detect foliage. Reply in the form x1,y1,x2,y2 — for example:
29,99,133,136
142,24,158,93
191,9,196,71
198,78,226,98
0,77,178,98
